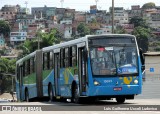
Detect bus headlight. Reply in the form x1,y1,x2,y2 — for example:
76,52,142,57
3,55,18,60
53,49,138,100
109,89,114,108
134,80,138,84
94,80,100,86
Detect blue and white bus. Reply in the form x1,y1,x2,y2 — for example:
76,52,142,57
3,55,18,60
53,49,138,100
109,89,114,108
16,34,144,103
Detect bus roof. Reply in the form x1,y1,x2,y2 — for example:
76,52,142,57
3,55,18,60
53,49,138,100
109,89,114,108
17,34,136,64
42,34,135,51
16,51,36,65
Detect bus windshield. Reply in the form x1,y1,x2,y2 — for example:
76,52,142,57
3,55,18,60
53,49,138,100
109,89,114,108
89,45,138,76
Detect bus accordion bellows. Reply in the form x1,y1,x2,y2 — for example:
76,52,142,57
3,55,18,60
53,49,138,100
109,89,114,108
16,34,144,103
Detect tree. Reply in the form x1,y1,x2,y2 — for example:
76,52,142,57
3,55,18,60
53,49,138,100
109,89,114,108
77,23,90,37
142,2,156,9
114,26,127,34
0,20,11,37
91,18,97,23
132,26,151,52
17,29,60,58
129,16,149,28
0,58,16,94
41,29,60,48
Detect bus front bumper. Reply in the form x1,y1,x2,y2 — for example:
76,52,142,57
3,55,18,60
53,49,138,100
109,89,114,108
87,85,141,96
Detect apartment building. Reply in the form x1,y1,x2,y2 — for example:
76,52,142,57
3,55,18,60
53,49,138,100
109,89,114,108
109,7,129,25
10,32,27,46
32,6,56,19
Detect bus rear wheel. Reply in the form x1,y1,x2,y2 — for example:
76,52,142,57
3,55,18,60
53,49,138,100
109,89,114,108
72,85,81,103
48,84,53,102
25,89,29,102
116,97,125,103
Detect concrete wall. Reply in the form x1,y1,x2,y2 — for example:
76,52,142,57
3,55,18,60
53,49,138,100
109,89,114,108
145,56,160,75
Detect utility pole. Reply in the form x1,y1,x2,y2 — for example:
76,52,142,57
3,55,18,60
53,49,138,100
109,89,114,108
95,0,99,11
112,0,114,33
37,28,43,50
60,0,64,8
38,30,40,50
24,1,28,14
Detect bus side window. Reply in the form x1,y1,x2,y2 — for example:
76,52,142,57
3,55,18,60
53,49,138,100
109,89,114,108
43,53,45,70
27,59,30,75
33,57,35,72
52,52,54,69
43,52,50,70
24,62,28,76
64,48,69,68
30,58,33,74
72,46,77,67
23,62,25,77
30,57,35,74
60,48,65,68
16,65,20,82
47,52,50,69
69,47,72,67
49,51,53,69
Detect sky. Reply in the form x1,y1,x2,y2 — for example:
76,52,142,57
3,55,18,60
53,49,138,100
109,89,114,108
0,0,160,12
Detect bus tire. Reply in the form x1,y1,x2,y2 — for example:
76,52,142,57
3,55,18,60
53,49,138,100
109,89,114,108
48,84,53,102
116,97,125,103
72,85,81,104
25,89,29,102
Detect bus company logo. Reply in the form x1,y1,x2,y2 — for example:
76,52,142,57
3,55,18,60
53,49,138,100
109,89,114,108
104,80,112,83
2,106,12,111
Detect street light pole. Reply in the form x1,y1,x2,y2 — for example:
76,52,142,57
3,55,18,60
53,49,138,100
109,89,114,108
112,0,114,34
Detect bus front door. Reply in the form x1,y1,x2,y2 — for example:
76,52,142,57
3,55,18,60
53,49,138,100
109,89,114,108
54,53,60,96
78,47,87,95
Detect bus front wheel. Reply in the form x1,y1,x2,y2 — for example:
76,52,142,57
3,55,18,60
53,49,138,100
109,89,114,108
116,97,125,103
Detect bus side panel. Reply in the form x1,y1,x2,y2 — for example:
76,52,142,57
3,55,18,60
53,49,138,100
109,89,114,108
23,73,37,100
59,67,78,97
16,81,20,101
42,70,54,96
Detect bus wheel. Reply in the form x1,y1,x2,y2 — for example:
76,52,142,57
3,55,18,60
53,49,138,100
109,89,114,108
72,85,81,104
25,89,29,102
48,84,53,102
116,97,125,103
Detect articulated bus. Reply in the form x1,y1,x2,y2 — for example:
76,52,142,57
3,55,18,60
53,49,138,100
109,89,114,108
16,34,144,103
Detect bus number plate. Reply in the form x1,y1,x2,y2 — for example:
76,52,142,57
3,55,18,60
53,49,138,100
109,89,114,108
113,87,122,91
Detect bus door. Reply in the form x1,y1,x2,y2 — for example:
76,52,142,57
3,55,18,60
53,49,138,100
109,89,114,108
54,52,61,96
78,43,88,95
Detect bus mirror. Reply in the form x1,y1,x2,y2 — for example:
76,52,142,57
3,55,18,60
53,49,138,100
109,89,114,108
141,65,145,72
139,48,144,65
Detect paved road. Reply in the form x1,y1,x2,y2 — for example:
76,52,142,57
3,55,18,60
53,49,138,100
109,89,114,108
0,99,160,114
